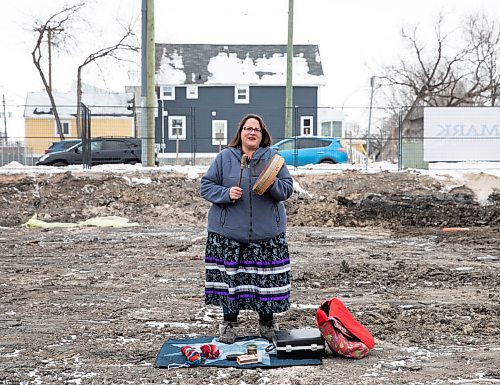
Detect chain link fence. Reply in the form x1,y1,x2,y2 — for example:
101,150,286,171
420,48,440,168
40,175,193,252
0,144,35,166
1,104,498,170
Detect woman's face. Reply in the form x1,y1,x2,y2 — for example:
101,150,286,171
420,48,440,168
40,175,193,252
241,117,262,151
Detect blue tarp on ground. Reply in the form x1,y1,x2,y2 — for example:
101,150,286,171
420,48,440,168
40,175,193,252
154,336,322,369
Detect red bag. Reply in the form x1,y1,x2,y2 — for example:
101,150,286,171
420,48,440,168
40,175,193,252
315,297,375,359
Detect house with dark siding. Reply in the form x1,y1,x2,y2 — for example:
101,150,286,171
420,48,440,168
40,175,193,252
153,43,325,162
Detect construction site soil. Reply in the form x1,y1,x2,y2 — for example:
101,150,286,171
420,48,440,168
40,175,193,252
0,169,499,384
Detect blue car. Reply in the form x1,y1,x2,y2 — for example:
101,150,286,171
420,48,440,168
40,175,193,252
272,137,348,166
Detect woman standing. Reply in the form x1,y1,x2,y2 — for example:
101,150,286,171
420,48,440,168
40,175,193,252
200,114,294,343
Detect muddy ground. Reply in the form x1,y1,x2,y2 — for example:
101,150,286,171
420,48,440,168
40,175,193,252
0,168,499,384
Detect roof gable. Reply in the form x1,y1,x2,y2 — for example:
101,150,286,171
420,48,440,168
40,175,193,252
155,44,325,86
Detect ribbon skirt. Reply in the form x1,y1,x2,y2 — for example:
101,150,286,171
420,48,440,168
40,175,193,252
204,232,291,314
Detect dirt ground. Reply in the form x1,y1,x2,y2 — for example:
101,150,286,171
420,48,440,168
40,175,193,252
0,168,499,384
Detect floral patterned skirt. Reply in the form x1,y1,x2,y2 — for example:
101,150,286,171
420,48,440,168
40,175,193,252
204,232,291,314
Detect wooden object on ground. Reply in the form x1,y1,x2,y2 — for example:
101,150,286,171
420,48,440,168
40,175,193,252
236,354,262,365
442,227,469,232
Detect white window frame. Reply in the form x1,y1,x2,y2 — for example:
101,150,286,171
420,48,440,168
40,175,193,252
300,116,314,136
54,120,71,136
211,120,228,146
321,121,343,137
186,85,198,99
320,121,332,137
160,86,175,100
234,85,249,104
168,116,186,140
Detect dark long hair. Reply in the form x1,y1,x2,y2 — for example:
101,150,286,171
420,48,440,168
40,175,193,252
228,114,272,148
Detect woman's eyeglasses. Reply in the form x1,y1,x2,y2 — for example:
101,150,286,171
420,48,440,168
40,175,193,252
242,127,262,133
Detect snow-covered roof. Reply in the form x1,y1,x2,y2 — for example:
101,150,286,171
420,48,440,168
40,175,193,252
24,89,134,118
155,44,325,86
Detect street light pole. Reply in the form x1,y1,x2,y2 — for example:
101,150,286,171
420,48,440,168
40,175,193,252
365,76,376,170
2,95,7,144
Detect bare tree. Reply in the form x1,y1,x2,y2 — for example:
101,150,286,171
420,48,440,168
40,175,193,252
463,13,500,106
375,11,500,161
382,13,500,110
75,26,138,137
368,115,398,162
31,2,85,140
383,15,467,109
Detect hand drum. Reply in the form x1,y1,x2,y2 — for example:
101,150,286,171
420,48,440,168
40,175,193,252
252,154,285,195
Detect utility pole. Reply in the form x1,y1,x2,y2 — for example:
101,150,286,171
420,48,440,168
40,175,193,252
35,27,63,91
141,0,147,166
365,76,376,170
284,0,294,139
141,0,156,167
2,95,7,144
146,0,155,167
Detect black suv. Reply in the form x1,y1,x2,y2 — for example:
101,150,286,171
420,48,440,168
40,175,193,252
36,138,157,166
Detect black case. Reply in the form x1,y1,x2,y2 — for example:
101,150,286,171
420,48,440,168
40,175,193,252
273,328,325,359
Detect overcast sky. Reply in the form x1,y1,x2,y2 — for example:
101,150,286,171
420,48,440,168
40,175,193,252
1,0,500,138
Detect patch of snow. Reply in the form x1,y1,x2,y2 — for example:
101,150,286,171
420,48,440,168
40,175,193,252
27,369,42,385
117,336,138,344
3,161,24,167
290,303,318,309
3,349,25,357
131,177,153,185
186,169,200,180
145,321,210,329
449,374,500,383
293,179,313,199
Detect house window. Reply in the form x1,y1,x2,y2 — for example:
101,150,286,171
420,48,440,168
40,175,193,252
234,85,249,104
300,116,313,136
168,116,186,140
212,120,228,146
54,120,71,136
321,121,342,137
186,85,198,99
160,86,175,100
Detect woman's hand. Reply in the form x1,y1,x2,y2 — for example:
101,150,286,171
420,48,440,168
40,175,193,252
229,186,243,201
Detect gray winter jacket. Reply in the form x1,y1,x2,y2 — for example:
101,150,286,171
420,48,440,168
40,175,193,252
200,146,294,243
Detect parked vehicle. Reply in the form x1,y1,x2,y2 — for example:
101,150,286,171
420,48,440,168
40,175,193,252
272,137,348,166
36,137,158,166
44,139,81,154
